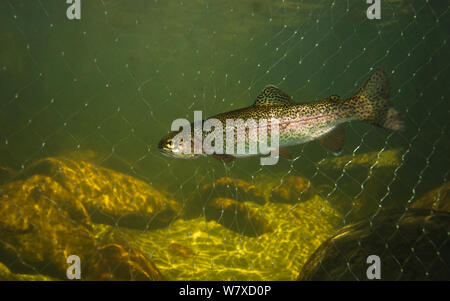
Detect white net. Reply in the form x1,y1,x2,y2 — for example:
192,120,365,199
0,0,449,280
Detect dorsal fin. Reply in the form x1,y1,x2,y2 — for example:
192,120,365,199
253,85,294,106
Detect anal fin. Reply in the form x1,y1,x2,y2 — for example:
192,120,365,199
279,147,293,160
317,125,345,155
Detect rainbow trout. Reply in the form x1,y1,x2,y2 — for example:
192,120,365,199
158,69,403,164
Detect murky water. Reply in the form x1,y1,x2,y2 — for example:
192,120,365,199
0,0,448,280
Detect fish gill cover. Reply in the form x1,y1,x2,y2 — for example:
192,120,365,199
0,0,449,281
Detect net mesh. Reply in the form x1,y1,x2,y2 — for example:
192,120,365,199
0,0,449,280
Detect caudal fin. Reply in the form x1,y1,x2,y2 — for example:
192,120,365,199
353,69,404,131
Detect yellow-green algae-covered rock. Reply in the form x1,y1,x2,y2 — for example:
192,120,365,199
0,262,58,281
411,181,450,212
313,183,366,223
307,149,406,224
85,244,165,281
205,197,272,237
317,148,402,171
298,209,450,280
183,177,271,236
0,175,96,278
168,242,196,258
0,174,166,280
270,175,313,204
199,177,266,205
94,193,342,280
17,156,182,230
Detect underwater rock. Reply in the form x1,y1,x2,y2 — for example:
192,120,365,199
298,209,450,280
169,242,195,258
317,149,402,171
265,148,404,223
17,156,182,230
314,184,365,223
296,149,406,224
270,176,312,204
0,166,16,185
205,197,272,237
0,175,96,279
0,261,57,281
85,243,164,281
200,177,266,205
315,167,403,224
411,181,450,212
0,175,166,280
92,194,342,280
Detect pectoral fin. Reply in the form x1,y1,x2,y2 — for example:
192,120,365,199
317,126,345,155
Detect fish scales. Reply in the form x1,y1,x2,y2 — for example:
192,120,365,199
159,69,403,160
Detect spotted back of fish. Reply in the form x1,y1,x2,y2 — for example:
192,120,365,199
158,69,403,158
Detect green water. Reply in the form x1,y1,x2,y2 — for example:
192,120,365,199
0,0,449,280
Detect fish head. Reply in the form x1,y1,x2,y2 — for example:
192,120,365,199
158,130,202,159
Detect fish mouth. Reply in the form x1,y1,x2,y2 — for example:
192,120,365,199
158,142,179,159
158,138,175,158
158,140,199,159
159,148,177,158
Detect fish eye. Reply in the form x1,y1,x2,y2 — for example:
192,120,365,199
165,138,183,150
